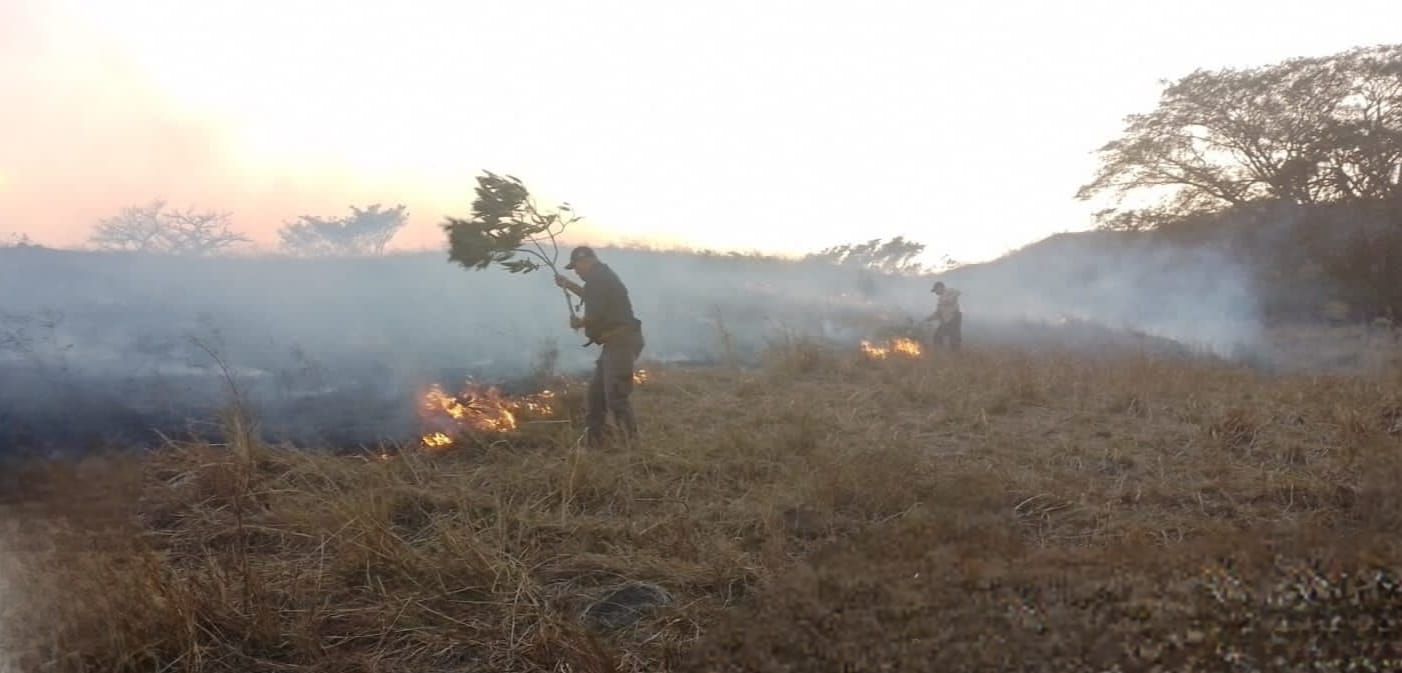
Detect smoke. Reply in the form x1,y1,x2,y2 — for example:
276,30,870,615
925,231,1264,354
0,237,1262,452
0,246,912,452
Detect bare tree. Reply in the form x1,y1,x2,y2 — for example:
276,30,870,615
90,202,165,252
90,201,248,255
164,209,250,255
1,232,36,248
279,204,409,257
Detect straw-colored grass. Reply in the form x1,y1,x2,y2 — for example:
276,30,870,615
2,337,1401,672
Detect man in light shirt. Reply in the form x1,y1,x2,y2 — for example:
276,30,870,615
925,281,962,351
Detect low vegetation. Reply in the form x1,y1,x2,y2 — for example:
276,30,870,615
2,336,1401,672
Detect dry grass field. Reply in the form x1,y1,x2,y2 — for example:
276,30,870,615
2,331,1402,672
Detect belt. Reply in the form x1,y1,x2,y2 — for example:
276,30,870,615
583,321,642,347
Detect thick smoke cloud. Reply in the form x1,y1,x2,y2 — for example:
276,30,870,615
929,232,1263,353
0,238,1263,453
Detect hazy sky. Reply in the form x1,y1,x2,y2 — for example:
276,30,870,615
2,0,1399,263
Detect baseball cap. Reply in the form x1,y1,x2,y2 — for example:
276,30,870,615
564,246,596,270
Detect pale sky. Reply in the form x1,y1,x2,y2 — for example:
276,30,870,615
2,0,1399,263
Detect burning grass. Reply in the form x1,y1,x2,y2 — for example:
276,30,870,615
858,336,923,360
2,342,1402,672
418,383,561,451
416,372,651,452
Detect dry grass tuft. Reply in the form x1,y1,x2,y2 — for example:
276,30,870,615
2,336,1401,672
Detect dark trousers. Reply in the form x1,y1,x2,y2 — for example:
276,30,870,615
586,328,644,447
932,311,962,351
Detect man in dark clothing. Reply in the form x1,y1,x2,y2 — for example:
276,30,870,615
555,246,645,447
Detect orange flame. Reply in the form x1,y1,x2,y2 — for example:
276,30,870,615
633,369,650,385
860,337,923,360
892,337,922,357
423,432,454,449
860,340,891,359
419,384,557,451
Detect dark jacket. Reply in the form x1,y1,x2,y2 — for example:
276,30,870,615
580,263,640,343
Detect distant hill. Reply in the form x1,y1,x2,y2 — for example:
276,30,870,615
941,230,1146,278
936,200,1402,326
927,229,1261,350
